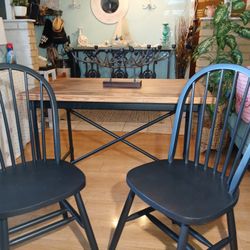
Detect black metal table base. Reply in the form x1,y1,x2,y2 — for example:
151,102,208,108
64,109,175,164
32,101,180,164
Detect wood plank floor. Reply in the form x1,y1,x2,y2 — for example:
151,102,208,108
13,130,250,250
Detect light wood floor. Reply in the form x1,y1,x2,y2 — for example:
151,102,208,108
12,130,250,250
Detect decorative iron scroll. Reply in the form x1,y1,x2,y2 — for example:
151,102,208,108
65,44,175,86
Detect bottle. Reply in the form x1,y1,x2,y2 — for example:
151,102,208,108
6,43,17,64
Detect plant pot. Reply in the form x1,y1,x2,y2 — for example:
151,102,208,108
200,104,229,152
204,5,216,17
14,6,27,17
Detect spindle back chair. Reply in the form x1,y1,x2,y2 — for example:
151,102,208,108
0,63,98,249
109,64,250,249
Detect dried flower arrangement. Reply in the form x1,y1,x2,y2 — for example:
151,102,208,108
175,17,192,78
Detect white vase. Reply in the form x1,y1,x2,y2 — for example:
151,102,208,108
14,6,27,17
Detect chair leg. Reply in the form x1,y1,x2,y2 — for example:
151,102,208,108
177,224,189,250
227,210,238,250
0,219,9,250
109,190,135,250
75,192,98,250
59,201,68,219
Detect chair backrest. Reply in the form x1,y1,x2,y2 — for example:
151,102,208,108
0,63,60,169
168,63,250,195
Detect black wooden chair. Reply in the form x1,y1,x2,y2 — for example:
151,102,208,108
109,64,250,249
0,63,98,249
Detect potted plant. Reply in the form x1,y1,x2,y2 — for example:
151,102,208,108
193,0,250,104
12,0,29,17
193,0,250,71
193,0,250,151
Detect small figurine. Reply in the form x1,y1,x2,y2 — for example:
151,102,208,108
77,27,88,47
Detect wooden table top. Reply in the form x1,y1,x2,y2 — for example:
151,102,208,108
29,78,214,104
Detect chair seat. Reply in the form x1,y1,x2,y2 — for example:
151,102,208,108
127,160,239,225
0,160,85,218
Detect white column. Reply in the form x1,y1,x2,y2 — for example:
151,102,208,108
4,0,15,20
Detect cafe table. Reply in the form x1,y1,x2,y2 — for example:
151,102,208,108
29,78,214,164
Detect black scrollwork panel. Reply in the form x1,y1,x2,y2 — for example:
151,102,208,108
68,45,174,79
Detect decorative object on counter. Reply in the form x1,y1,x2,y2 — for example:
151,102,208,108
161,23,170,46
6,43,17,64
65,44,170,85
66,45,169,71
204,5,216,17
142,0,156,10
112,18,131,46
91,0,128,24
103,79,142,88
0,17,7,63
77,27,88,47
11,0,29,17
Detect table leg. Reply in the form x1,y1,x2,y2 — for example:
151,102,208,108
66,109,74,161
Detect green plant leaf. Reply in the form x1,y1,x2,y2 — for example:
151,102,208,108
231,49,243,64
213,4,228,24
217,36,226,49
231,22,241,32
216,21,231,37
216,56,233,64
225,35,237,49
192,37,215,60
242,10,250,18
240,10,250,25
232,1,246,11
235,27,250,39
11,0,28,6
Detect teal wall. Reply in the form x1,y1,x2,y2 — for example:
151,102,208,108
37,0,193,78
41,0,192,46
